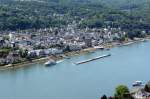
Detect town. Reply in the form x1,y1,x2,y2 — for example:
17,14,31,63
0,24,127,66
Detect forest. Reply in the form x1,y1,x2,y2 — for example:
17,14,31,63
0,0,150,38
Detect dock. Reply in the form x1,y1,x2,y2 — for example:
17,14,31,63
75,54,111,65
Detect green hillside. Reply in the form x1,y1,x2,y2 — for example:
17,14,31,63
0,0,149,36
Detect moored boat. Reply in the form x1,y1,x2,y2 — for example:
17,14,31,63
44,59,56,66
94,46,105,50
75,54,111,65
132,81,143,87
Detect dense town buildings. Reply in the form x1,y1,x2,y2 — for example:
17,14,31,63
0,26,127,66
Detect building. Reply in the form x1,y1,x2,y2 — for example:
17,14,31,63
131,86,150,99
84,38,92,47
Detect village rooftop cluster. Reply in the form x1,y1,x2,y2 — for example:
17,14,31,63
0,25,126,66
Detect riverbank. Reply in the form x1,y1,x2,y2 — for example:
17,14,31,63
0,36,150,70
104,36,150,48
0,48,96,70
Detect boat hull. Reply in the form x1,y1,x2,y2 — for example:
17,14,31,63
44,60,56,66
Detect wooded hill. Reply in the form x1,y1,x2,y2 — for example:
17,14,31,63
0,0,150,38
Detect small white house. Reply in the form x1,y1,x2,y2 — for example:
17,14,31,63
49,48,63,55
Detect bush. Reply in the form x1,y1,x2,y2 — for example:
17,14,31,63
115,85,129,98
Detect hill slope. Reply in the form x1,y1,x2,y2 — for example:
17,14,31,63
0,0,149,33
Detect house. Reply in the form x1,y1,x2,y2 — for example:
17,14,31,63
131,86,150,99
28,50,37,58
84,38,92,47
68,43,83,51
6,51,20,64
50,48,63,55
0,58,6,65
39,50,46,57
10,41,19,48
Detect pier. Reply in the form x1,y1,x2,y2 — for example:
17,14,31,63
75,54,111,65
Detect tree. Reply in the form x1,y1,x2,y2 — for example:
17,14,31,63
115,85,129,98
144,84,150,92
101,95,107,99
63,45,71,52
0,47,12,58
19,49,28,58
144,81,150,92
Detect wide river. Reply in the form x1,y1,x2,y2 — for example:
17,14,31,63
0,41,150,99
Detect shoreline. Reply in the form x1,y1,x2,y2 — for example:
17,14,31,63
0,48,96,70
0,37,150,70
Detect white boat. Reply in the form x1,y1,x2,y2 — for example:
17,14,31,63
94,46,104,50
132,81,143,87
44,60,56,66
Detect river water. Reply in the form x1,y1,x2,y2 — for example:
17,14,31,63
0,41,150,99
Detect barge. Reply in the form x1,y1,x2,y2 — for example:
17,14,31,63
75,54,111,65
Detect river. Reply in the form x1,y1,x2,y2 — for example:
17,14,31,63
0,41,150,99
